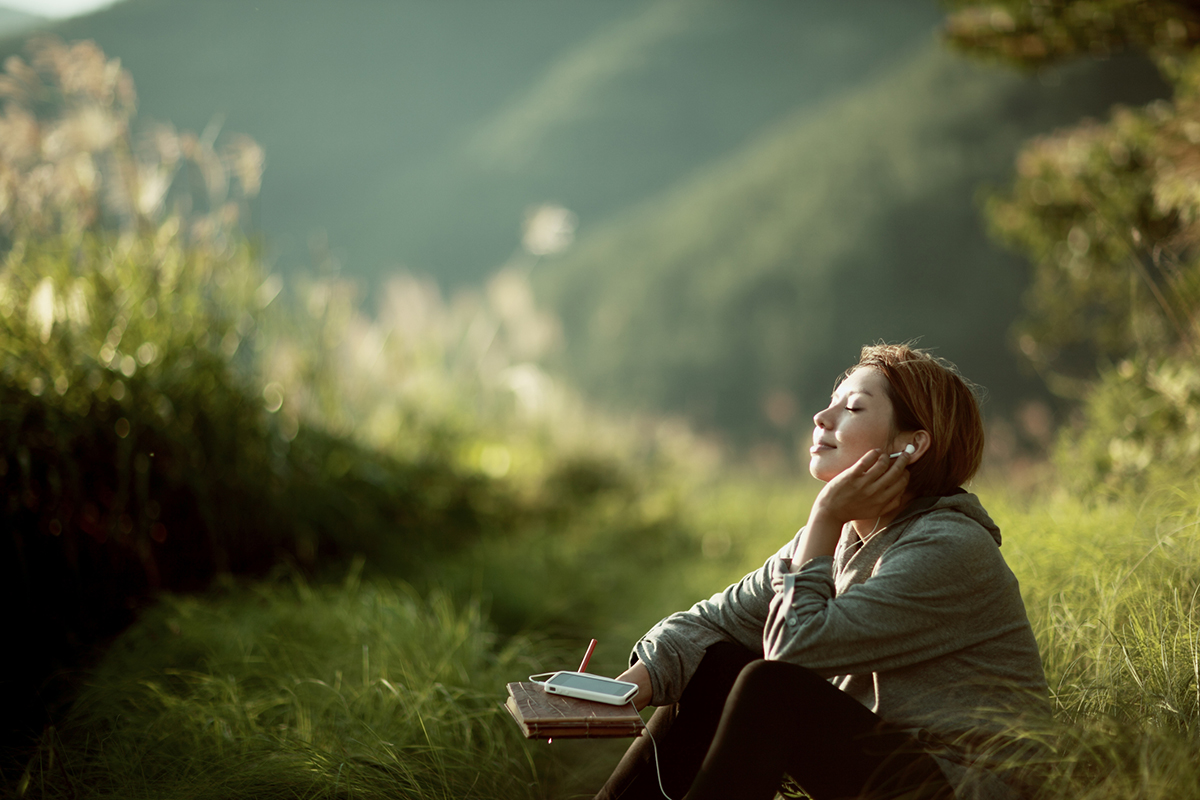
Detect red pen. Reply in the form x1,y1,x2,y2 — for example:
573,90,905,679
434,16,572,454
578,638,598,673
550,639,599,746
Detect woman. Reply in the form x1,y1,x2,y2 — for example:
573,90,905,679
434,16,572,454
595,344,1049,800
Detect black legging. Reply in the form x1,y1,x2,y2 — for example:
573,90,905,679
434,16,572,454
594,642,955,800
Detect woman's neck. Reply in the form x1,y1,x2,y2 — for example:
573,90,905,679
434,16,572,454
850,516,884,540
849,494,912,539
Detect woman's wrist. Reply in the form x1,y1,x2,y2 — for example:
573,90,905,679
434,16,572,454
616,662,653,710
808,497,847,529
797,505,844,563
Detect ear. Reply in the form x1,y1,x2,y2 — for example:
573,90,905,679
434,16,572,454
906,430,932,464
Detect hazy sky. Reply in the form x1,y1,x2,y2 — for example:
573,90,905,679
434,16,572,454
2,0,117,18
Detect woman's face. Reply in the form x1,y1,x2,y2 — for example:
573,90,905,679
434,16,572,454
809,368,896,482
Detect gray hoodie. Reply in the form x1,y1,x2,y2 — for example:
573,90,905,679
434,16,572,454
631,491,1049,799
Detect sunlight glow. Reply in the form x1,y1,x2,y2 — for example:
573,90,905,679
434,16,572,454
1,0,119,19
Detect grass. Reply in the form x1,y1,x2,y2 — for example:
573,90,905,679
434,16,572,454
12,470,1200,800
6,469,821,800
983,479,1200,799
13,563,576,800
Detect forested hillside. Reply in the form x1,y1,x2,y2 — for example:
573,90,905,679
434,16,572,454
0,0,1168,447
537,41,1166,445
1,0,944,285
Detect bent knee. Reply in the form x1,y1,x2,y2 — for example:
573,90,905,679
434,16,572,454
731,658,825,703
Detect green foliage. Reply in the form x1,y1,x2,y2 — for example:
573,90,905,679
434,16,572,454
0,43,731,784
982,100,1195,379
13,572,562,800
0,40,290,694
1054,357,1200,492
942,0,1200,68
0,38,653,613
948,2,1200,488
0,40,571,760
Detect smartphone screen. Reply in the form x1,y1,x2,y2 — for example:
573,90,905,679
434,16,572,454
547,672,634,697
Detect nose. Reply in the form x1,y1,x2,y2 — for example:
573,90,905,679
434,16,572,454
813,406,832,429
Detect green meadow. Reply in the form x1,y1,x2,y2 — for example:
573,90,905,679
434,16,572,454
12,465,1200,799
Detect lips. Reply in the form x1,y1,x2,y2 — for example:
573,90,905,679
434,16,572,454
810,440,836,455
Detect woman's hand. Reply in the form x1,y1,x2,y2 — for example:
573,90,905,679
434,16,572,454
795,448,911,564
616,661,654,710
816,447,911,526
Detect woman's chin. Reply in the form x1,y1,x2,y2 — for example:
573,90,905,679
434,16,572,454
808,457,835,482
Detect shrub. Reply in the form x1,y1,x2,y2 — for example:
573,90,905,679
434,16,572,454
0,39,531,756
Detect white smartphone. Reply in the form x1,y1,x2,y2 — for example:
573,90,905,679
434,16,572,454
542,671,639,705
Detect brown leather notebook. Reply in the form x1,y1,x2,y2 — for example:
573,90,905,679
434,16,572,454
504,681,645,739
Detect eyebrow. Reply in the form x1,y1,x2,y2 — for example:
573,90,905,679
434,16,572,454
832,388,874,401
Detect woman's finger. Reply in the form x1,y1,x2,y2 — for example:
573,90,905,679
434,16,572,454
854,449,887,476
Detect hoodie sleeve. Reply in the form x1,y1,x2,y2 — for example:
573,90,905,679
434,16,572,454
763,511,1029,676
631,536,800,706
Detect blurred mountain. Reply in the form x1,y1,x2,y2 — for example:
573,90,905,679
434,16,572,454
0,5,46,36
0,0,1167,449
535,42,1166,446
0,0,947,285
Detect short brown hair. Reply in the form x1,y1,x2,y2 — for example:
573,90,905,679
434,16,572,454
849,343,985,497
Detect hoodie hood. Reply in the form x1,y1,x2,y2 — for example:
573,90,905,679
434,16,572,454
892,490,1002,547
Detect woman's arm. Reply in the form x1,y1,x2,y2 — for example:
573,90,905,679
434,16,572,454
618,449,911,706
764,513,1025,675
794,448,911,565
623,544,789,706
